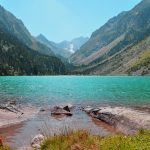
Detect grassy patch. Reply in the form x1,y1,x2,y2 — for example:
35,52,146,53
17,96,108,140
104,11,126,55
41,130,101,150
41,130,150,150
128,49,150,74
99,130,150,150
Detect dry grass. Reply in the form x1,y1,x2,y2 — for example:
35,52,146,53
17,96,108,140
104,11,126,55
0,146,10,150
41,130,100,150
41,129,150,150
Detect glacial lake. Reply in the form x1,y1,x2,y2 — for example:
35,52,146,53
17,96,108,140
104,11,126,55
0,76,150,106
0,76,150,149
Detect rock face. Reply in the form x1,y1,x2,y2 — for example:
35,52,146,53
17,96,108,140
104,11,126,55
31,134,45,149
83,106,150,134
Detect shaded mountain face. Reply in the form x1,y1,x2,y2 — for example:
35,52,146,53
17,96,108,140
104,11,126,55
36,34,72,58
36,34,89,58
0,5,66,75
0,5,53,56
70,0,150,75
0,26,66,75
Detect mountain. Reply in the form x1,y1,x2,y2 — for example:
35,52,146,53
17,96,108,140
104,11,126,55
70,0,150,75
36,34,89,58
36,34,72,58
0,5,66,75
0,5,54,56
0,26,66,75
57,37,89,54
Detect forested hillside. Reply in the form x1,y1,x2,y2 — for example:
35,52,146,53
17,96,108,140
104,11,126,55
0,27,66,75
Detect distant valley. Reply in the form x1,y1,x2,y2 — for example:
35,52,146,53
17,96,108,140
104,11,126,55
36,34,89,58
0,0,150,76
0,5,67,75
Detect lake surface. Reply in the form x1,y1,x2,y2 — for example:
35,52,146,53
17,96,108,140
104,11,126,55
0,76,150,106
0,76,150,149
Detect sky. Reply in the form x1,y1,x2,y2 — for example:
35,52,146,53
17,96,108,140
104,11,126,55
0,0,142,43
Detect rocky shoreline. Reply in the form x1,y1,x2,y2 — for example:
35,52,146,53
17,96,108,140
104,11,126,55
30,104,150,149
0,101,39,129
82,105,150,134
38,104,150,135
0,103,150,149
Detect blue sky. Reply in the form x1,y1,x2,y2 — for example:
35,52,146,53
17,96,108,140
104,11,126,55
0,0,142,42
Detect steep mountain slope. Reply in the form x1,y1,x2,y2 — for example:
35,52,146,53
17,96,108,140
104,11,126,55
70,0,150,75
72,35,150,76
0,26,66,75
71,0,150,64
0,5,53,56
36,34,71,58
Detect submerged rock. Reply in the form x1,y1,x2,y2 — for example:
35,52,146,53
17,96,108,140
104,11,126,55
8,100,17,105
51,106,73,116
31,134,45,149
39,107,46,112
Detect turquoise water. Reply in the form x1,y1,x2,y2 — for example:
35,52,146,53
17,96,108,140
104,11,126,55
0,76,150,148
0,76,150,106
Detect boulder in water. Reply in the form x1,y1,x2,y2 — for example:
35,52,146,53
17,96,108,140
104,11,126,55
63,106,70,112
51,106,73,116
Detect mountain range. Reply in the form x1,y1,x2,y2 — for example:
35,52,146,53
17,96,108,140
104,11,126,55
36,34,88,58
70,0,150,76
0,0,150,76
0,5,65,75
